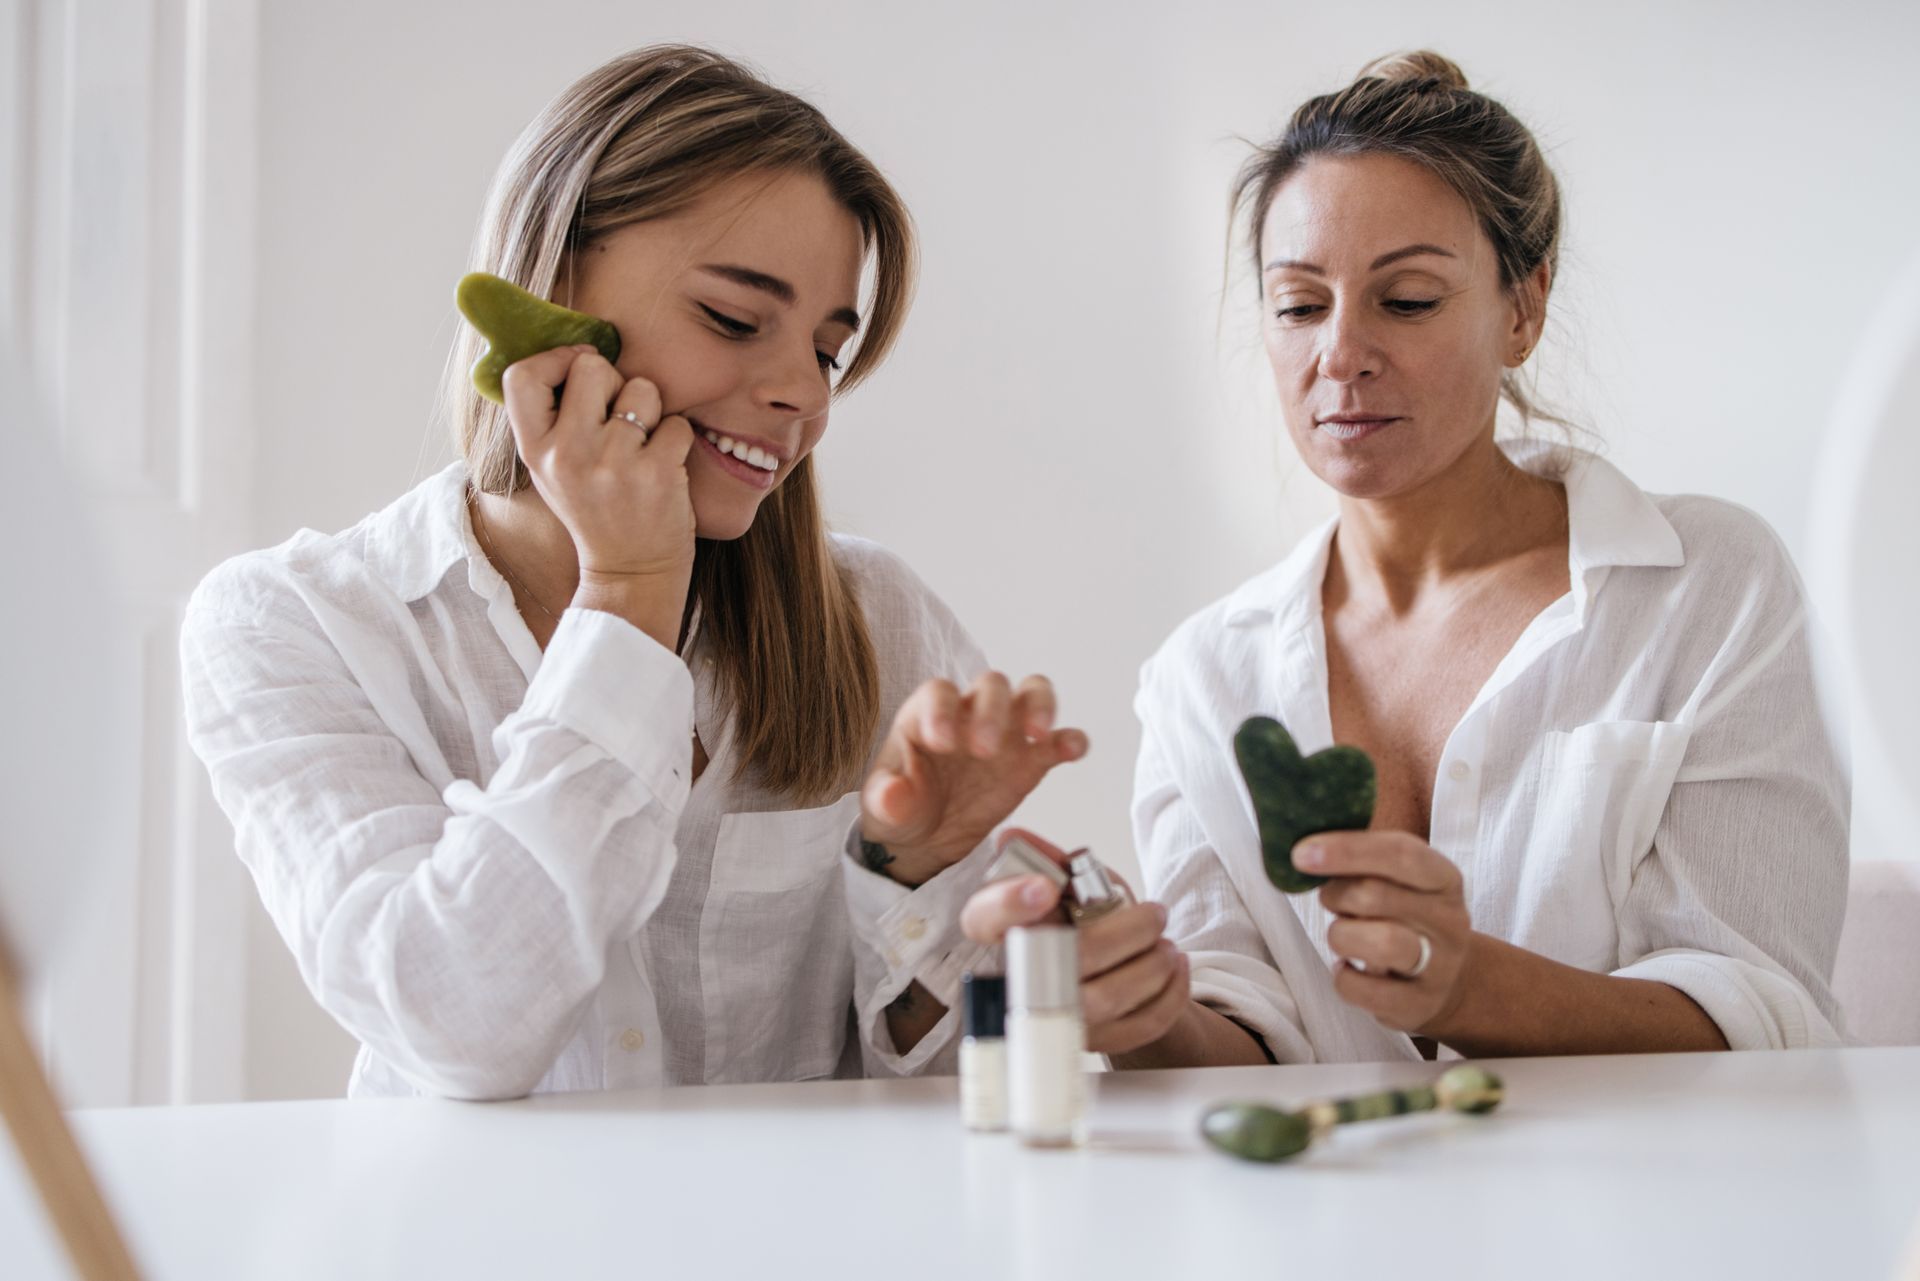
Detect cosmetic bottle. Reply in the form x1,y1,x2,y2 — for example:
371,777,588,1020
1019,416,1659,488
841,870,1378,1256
959,973,1008,1132
1063,851,1133,924
986,835,1069,894
1006,925,1087,1148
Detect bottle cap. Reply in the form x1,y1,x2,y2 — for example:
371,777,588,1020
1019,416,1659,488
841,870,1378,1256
1067,851,1120,907
961,972,1007,1039
1007,925,1080,1013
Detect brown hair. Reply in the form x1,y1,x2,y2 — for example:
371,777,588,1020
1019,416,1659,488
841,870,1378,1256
444,44,914,802
1232,51,1563,428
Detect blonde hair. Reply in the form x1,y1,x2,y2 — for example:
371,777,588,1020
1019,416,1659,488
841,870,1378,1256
445,44,915,801
1232,51,1566,432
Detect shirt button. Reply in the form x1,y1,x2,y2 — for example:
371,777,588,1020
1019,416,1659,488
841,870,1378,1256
1447,760,1471,782
901,917,928,942
619,1028,646,1052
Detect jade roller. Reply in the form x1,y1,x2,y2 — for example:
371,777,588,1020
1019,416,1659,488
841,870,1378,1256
1201,1065,1506,1163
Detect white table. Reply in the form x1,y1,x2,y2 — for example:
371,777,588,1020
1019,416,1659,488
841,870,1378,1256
6,1048,1919,1280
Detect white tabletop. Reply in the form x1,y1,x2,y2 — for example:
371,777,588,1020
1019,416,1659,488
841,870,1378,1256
6,1047,1920,1281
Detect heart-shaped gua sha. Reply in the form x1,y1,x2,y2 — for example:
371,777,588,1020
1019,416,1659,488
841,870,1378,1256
457,272,622,404
1233,715,1377,893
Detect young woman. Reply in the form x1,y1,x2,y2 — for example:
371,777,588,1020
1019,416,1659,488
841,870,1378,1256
966,51,1848,1064
181,46,1086,1100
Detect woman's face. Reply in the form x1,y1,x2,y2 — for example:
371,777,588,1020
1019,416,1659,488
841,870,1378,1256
1258,153,1541,501
562,169,865,540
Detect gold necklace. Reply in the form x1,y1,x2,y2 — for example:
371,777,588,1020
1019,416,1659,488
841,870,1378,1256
472,502,563,625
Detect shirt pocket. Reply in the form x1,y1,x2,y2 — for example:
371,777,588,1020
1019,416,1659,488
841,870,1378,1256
699,791,861,1083
1525,720,1692,969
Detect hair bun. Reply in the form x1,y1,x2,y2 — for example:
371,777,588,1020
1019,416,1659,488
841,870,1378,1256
1354,50,1469,91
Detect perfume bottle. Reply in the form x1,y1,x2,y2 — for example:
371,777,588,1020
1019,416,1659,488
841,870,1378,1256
959,973,1008,1132
1006,925,1087,1148
1064,851,1133,923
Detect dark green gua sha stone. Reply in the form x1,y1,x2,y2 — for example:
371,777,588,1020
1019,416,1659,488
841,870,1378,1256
456,272,622,405
1233,714,1376,893
1201,1066,1506,1164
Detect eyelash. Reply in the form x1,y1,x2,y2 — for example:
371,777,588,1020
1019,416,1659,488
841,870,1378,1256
1271,299,1440,322
700,303,843,375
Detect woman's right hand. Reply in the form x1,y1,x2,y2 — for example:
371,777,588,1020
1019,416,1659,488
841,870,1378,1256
502,344,697,649
959,829,1191,1055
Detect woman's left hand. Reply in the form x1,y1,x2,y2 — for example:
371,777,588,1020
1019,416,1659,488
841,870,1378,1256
858,673,1088,887
1295,832,1477,1036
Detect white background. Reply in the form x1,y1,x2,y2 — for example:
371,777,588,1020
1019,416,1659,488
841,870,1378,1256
12,0,1920,1102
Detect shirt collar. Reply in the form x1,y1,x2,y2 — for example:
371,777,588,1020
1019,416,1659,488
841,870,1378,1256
1224,438,1684,631
360,462,481,603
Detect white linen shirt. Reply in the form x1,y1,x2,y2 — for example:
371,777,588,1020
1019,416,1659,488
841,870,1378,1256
1134,441,1849,1062
181,463,995,1100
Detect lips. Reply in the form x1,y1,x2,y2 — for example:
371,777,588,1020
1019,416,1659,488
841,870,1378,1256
1314,415,1400,443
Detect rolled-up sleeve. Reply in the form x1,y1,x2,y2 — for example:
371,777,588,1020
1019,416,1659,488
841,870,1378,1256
182,596,695,1100
1134,703,1314,1064
842,832,997,1076
1612,566,1849,1050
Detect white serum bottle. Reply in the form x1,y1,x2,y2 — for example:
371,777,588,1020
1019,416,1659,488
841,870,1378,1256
1006,925,1087,1148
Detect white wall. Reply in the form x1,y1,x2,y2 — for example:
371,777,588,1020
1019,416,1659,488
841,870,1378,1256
232,0,1920,1098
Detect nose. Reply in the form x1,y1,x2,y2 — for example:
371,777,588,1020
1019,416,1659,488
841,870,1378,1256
1316,303,1383,384
756,339,831,419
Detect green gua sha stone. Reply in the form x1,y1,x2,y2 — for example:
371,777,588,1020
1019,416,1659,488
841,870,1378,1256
456,272,622,404
1233,714,1376,893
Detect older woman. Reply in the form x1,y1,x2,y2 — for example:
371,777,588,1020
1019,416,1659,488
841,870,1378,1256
965,51,1847,1064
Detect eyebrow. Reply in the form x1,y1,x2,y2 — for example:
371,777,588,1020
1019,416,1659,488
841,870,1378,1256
698,263,862,331
1262,243,1458,275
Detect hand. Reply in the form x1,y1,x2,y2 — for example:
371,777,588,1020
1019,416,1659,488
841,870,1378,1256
501,345,696,648
858,675,1087,886
1296,831,1476,1037
959,829,1190,1055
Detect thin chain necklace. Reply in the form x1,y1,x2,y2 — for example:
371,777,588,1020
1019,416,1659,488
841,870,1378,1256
471,494,703,750
471,500,564,625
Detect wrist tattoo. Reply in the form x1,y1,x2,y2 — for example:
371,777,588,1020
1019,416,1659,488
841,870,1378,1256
860,838,895,875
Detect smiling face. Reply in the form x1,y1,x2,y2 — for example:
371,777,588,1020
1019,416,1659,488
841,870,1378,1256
561,168,865,540
1258,153,1543,501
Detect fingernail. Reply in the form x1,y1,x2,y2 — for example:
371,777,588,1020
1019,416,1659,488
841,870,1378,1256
1295,842,1325,870
1021,879,1052,907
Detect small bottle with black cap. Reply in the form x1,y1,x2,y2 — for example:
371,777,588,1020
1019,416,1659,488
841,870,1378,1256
960,973,1009,1132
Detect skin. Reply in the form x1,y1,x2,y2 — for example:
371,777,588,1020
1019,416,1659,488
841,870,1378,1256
478,169,1087,1053
964,151,1725,1064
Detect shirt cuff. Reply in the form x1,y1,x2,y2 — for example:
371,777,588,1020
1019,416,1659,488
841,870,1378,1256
516,606,696,811
842,824,999,1074
1612,948,1840,1051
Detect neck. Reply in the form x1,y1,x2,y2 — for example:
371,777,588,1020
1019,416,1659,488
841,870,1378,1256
471,484,580,616
1330,434,1566,612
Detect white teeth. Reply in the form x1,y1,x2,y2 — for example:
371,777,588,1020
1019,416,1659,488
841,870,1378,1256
699,428,778,471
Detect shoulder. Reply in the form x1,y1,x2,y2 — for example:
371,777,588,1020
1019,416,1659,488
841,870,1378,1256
186,467,466,639
829,531,985,687
1657,493,1801,591
1141,531,1326,699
